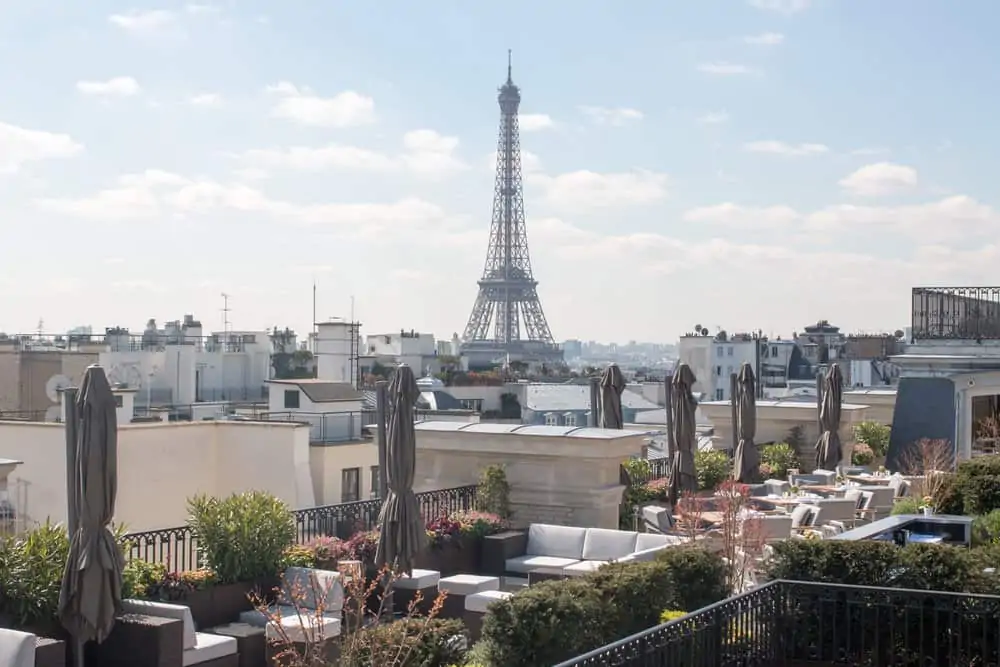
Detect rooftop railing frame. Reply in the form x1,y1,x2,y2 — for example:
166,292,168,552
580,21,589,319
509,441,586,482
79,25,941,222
911,286,1000,341
122,484,477,571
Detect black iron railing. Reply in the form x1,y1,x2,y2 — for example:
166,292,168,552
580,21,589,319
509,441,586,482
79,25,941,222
122,484,477,570
620,458,671,487
555,580,1000,666
912,286,1000,340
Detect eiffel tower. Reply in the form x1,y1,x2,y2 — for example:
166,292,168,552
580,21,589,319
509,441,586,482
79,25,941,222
460,53,563,368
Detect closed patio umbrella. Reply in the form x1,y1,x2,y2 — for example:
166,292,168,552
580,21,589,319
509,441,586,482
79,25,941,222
58,365,125,667
667,364,699,506
375,364,427,575
732,363,759,483
815,364,845,470
598,363,626,429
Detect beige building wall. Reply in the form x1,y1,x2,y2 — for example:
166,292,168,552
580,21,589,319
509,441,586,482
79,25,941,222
0,420,314,532
0,344,19,412
309,442,380,504
0,348,100,416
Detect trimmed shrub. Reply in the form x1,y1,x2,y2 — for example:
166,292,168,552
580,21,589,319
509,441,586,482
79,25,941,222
763,540,900,587
853,421,891,457
585,560,677,637
891,497,921,516
759,443,799,479
480,578,612,667
933,473,964,515
695,450,731,491
344,617,469,667
973,510,1000,547
655,547,729,611
894,543,982,593
931,455,1000,515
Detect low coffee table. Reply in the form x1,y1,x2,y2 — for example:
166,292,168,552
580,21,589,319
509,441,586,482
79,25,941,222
528,567,567,586
207,622,266,667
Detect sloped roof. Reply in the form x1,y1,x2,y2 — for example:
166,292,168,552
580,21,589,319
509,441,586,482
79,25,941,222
268,379,363,403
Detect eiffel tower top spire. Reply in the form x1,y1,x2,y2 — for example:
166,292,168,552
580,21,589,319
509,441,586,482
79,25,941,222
458,53,562,367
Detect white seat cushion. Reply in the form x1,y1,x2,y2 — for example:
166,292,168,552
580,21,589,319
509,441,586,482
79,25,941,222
438,574,500,596
394,569,441,589
239,605,301,627
265,614,342,643
464,590,513,614
525,524,587,559
505,555,580,574
0,628,35,667
184,633,237,667
562,560,606,576
581,528,639,561
635,533,679,551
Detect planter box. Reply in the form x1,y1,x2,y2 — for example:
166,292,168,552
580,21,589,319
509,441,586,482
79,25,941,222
34,637,66,667
416,537,482,576
176,578,279,630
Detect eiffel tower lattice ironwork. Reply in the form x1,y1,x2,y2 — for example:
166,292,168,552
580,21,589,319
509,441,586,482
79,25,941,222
460,53,560,362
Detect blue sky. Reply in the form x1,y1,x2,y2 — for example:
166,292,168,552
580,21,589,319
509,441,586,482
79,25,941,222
1,0,997,343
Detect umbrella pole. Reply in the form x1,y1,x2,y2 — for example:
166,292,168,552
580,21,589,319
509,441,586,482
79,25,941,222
64,387,79,536
589,376,600,427
375,381,389,499
664,373,674,455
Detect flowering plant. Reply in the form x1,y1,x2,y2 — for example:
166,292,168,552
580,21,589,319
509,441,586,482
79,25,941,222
642,477,671,500
451,510,509,539
345,530,380,564
148,568,217,600
425,516,464,547
851,442,875,466
758,462,775,479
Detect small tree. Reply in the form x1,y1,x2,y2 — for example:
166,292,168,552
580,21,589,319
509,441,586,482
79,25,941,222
476,465,511,519
853,421,891,458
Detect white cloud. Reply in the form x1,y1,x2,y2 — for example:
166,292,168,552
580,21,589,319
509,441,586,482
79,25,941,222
839,162,918,197
744,140,828,156
188,93,223,107
579,106,643,126
680,195,999,243
265,82,375,128
529,170,668,211
108,9,176,32
748,0,812,14
76,77,141,97
0,121,84,174
33,169,456,236
239,129,466,177
698,63,760,76
698,112,729,125
519,114,555,132
744,32,785,45
684,203,799,228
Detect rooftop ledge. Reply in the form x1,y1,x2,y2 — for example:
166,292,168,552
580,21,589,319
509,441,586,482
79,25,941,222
413,420,660,439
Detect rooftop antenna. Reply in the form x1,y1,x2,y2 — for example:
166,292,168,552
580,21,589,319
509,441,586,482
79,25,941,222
350,295,355,323
220,293,231,344
312,279,317,338
36,318,44,339
507,48,512,83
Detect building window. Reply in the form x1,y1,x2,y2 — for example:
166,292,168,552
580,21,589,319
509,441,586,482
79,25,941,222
716,366,722,376
370,466,380,498
716,389,724,400
771,345,778,356
283,389,300,409
544,412,558,426
342,467,361,502
460,398,483,411
727,346,734,356
114,395,123,408
565,413,577,427
716,346,724,357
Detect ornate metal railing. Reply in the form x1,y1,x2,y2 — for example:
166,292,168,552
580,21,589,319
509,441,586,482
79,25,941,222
620,458,671,487
123,484,477,571
555,580,1000,666
912,286,1000,340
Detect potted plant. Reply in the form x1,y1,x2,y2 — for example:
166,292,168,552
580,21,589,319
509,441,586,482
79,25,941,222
789,485,800,497
920,496,935,517
187,491,297,627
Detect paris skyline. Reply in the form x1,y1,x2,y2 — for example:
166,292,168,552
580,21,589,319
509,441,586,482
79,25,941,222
1,1,996,343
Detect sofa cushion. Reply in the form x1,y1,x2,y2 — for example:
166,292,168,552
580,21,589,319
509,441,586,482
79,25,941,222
581,528,639,561
505,555,580,574
562,560,606,576
464,590,513,614
790,505,815,528
0,628,35,667
280,567,344,612
265,613,342,643
123,599,196,650
438,574,500,596
183,632,237,667
394,569,441,590
525,524,587,559
617,545,669,563
635,533,685,551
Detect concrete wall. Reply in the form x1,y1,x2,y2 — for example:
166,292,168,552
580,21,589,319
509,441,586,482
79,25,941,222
309,441,380,504
0,420,315,532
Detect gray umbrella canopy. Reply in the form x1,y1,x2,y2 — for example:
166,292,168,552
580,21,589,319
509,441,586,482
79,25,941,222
59,365,125,652
598,364,626,429
815,364,845,470
732,363,759,483
375,365,427,575
667,364,699,506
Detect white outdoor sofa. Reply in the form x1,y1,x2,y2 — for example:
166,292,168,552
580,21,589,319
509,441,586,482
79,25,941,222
121,600,239,667
0,628,34,667
483,523,688,578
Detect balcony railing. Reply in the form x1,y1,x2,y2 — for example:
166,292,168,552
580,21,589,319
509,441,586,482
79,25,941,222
912,286,1000,340
556,579,1000,666
122,484,478,571
262,410,376,443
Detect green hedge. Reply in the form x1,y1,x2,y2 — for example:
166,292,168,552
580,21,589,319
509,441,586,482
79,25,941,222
933,455,1000,516
479,547,727,667
762,539,993,594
